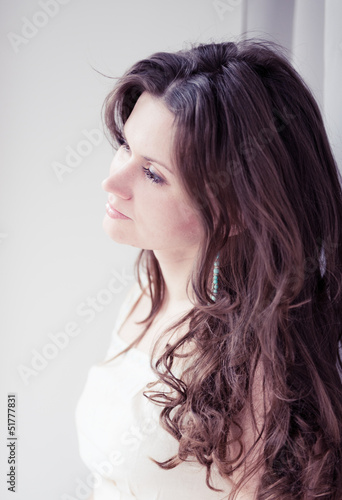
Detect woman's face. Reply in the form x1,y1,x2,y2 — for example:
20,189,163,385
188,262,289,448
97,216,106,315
102,92,205,255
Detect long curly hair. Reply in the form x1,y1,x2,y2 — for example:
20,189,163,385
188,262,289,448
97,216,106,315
102,39,342,499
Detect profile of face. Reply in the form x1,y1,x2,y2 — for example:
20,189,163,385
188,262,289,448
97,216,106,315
102,92,205,256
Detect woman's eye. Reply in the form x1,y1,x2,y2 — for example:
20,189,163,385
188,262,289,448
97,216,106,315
116,137,130,152
121,141,130,153
143,166,164,185
117,138,164,186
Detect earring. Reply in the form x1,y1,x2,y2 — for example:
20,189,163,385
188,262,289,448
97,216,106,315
210,253,220,302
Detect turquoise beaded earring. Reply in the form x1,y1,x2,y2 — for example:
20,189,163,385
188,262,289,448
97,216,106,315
210,253,220,302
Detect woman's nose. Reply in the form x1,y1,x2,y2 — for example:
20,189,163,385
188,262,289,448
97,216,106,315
101,158,133,200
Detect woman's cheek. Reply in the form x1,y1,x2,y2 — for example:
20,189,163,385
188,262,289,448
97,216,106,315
178,203,204,242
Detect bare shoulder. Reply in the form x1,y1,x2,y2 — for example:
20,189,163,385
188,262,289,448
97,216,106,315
118,286,194,359
116,283,149,345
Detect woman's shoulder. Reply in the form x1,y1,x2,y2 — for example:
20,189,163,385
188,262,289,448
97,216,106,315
122,280,142,305
102,280,146,361
110,274,149,336
115,280,144,326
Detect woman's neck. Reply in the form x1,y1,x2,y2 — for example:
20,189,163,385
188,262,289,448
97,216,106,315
153,247,199,309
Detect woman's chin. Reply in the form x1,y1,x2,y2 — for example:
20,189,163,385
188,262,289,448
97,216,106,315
102,217,131,245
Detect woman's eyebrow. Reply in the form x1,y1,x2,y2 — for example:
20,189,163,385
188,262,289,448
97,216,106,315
121,129,174,175
142,154,174,174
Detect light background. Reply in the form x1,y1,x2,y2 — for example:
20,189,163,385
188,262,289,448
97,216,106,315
0,1,341,499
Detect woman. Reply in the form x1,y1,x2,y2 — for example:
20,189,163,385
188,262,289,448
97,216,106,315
75,39,342,499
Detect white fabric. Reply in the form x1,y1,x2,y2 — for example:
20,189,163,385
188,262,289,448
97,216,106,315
75,283,232,499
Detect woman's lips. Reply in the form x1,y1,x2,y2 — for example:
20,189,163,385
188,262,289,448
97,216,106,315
105,202,130,220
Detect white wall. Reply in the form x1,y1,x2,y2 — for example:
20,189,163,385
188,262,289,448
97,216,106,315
0,1,340,499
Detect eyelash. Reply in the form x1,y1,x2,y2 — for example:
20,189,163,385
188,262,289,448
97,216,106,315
142,166,163,185
118,138,164,186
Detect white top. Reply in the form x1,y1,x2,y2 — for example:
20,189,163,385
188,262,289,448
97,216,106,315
75,282,231,500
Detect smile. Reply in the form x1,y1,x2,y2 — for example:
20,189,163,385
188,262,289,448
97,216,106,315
105,202,130,220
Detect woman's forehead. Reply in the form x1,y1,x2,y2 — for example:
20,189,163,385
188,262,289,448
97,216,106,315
124,92,177,173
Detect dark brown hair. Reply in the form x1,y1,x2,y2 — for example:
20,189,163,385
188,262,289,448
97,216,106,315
102,39,342,499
